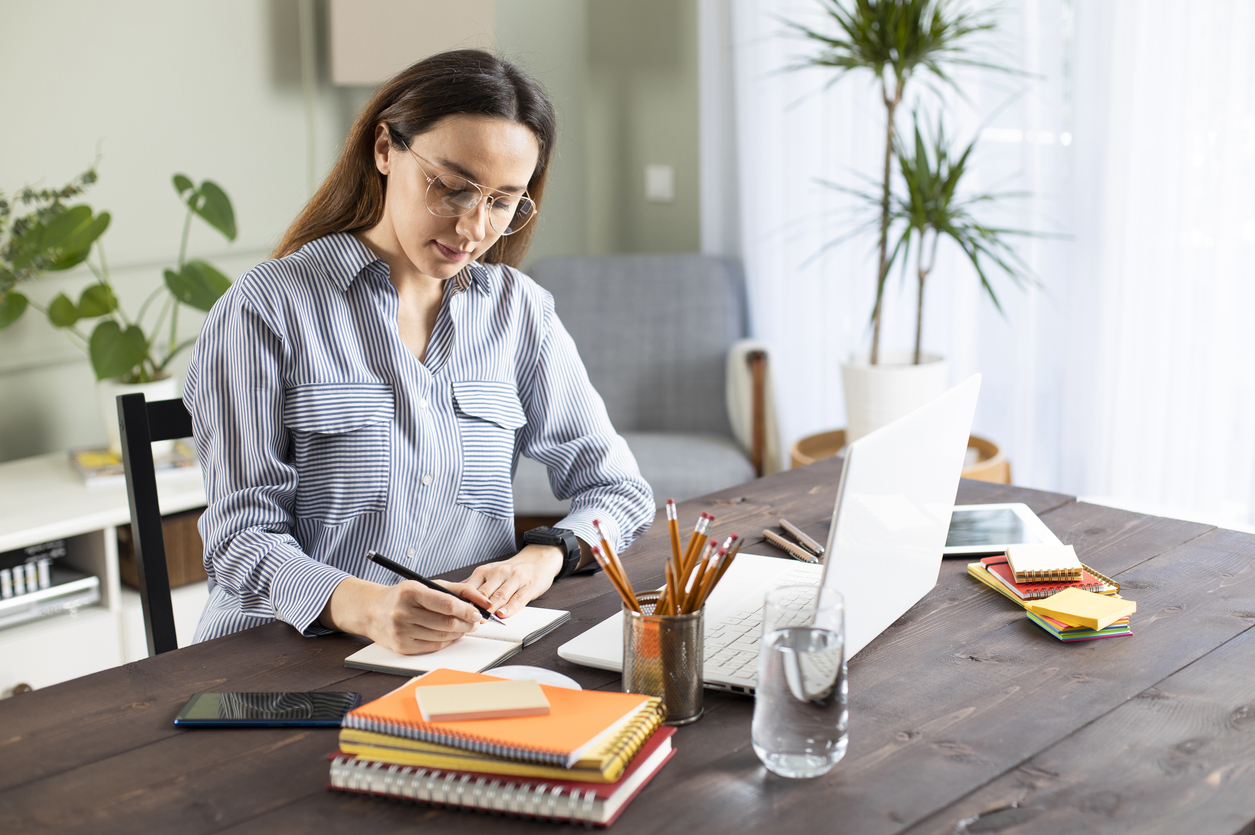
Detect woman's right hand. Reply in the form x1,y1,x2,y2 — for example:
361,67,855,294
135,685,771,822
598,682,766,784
319,576,490,654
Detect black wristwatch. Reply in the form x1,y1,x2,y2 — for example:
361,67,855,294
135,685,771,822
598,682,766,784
522,526,582,579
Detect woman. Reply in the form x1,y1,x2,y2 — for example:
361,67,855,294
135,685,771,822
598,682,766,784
185,50,653,655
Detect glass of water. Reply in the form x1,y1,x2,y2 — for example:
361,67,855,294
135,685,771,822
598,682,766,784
751,584,848,778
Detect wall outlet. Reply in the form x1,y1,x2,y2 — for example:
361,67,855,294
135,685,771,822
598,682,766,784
644,164,676,203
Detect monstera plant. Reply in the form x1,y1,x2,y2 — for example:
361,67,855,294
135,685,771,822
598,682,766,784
0,172,236,383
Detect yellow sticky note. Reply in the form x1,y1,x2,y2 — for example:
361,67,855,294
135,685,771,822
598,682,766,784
415,679,550,723
1028,587,1136,631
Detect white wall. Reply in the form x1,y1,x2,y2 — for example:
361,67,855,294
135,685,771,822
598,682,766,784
0,0,356,461
0,0,702,464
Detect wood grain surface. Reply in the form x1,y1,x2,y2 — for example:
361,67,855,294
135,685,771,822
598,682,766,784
1,469,1252,835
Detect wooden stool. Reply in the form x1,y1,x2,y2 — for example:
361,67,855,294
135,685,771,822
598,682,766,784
789,430,1011,484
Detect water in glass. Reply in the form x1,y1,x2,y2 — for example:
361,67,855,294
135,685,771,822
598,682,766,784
751,586,848,778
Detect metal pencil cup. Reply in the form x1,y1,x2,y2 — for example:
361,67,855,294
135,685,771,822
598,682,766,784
622,591,704,725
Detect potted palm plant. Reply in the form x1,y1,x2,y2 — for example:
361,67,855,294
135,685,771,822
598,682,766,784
788,0,1019,442
1,171,236,453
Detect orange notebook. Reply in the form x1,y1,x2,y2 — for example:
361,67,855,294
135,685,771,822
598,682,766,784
341,668,661,768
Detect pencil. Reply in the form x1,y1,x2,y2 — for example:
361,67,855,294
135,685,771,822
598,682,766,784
779,518,824,557
707,534,742,592
764,529,819,564
680,513,713,578
682,538,717,613
594,519,639,611
694,537,734,608
665,499,683,573
592,544,640,613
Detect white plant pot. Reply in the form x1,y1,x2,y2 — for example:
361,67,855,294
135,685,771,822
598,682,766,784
97,376,181,456
841,351,951,445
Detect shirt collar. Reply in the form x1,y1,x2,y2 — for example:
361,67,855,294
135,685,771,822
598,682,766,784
313,232,491,296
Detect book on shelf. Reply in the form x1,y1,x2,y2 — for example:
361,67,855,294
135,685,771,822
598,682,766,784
327,725,677,828
1005,543,1084,583
1027,610,1131,642
980,555,1114,600
68,441,198,488
341,668,664,768
344,606,571,675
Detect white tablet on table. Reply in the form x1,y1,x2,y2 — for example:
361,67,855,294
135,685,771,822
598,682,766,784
944,502,1062,556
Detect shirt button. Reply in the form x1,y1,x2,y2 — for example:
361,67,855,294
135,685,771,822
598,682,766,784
421,474,433,486
419,398,428,410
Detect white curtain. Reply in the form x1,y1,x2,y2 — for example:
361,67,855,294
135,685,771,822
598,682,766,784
703,0,1255,529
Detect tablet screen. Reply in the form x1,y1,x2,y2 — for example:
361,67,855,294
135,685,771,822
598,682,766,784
944,503,1061,555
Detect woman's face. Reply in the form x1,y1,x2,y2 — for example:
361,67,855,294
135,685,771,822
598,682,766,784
369,113,540,282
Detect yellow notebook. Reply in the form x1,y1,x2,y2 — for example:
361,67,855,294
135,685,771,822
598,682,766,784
1028,587,1136,630
337,713,664,784
341,668,662,768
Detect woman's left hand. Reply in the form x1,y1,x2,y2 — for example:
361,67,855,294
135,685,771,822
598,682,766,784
465,544,564,618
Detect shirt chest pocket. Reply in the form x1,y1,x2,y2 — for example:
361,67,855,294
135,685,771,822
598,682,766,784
452,380,527,520
283,383,394,524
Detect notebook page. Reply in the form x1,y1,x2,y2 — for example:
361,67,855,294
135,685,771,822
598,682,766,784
345,635,520,675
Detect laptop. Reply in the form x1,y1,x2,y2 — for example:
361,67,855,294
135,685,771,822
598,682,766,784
556,374,982,694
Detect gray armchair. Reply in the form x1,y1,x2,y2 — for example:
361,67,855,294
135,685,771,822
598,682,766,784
512,254,769,523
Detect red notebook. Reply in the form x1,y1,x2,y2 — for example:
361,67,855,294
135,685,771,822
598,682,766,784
327,726,676,828
980,555,1107,600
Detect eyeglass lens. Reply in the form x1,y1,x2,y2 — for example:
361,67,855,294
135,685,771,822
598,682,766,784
427,175,536,235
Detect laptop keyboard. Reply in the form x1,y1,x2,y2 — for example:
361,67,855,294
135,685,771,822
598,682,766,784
703,567,821,685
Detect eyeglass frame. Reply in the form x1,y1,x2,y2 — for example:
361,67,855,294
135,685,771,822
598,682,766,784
404,144,538,236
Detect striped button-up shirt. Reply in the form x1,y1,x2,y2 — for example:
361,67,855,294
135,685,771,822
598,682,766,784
184,233,653,641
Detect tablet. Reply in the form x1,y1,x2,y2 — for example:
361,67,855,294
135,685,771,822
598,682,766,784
944,502,1062,556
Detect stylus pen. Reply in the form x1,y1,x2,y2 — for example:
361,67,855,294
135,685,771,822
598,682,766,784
366,551,507,625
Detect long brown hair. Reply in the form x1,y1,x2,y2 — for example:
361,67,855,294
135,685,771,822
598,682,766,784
273,50,556,266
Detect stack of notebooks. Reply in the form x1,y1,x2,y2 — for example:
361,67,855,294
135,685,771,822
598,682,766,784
328,668,672,827
968,544,1135,641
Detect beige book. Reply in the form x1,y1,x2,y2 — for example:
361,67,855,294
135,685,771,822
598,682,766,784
1006,543,1083,583
416,679,550,722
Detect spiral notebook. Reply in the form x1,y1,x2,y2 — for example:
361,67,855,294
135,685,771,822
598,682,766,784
338,694,664,783
1005,544,1084,583
327,726,676,828
341,668,663,768
343,606,570,675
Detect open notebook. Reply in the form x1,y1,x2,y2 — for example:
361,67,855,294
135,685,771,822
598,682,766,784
344,606,570,675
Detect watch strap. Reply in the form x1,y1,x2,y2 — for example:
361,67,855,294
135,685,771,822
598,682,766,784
522,526,582,579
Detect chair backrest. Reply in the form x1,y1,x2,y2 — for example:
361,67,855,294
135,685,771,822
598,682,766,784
117,393,193,656
528,254,746,436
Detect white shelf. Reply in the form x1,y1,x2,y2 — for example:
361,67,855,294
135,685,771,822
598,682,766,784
0,451,208,695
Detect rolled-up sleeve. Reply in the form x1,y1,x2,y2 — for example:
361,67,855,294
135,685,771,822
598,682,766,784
517,295,654,554
185,285,350,636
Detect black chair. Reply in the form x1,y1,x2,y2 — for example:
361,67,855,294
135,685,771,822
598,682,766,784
117,393,193,656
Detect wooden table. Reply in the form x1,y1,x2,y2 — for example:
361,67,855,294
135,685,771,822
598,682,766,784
4,456,1255,835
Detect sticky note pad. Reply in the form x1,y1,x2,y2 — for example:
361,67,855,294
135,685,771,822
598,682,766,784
1028,587,1136,631
415,679,551,722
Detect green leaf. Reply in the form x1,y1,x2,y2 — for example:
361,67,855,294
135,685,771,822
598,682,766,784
38,205,94,249
48,293,79,327
89,320,148,381
192,180,236,241
49,210,111,271
0,292,29,329
173,174,194,196
77,283,118,318
165,259,232,311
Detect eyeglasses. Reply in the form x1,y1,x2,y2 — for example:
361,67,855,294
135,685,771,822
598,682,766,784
406,145,537,236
